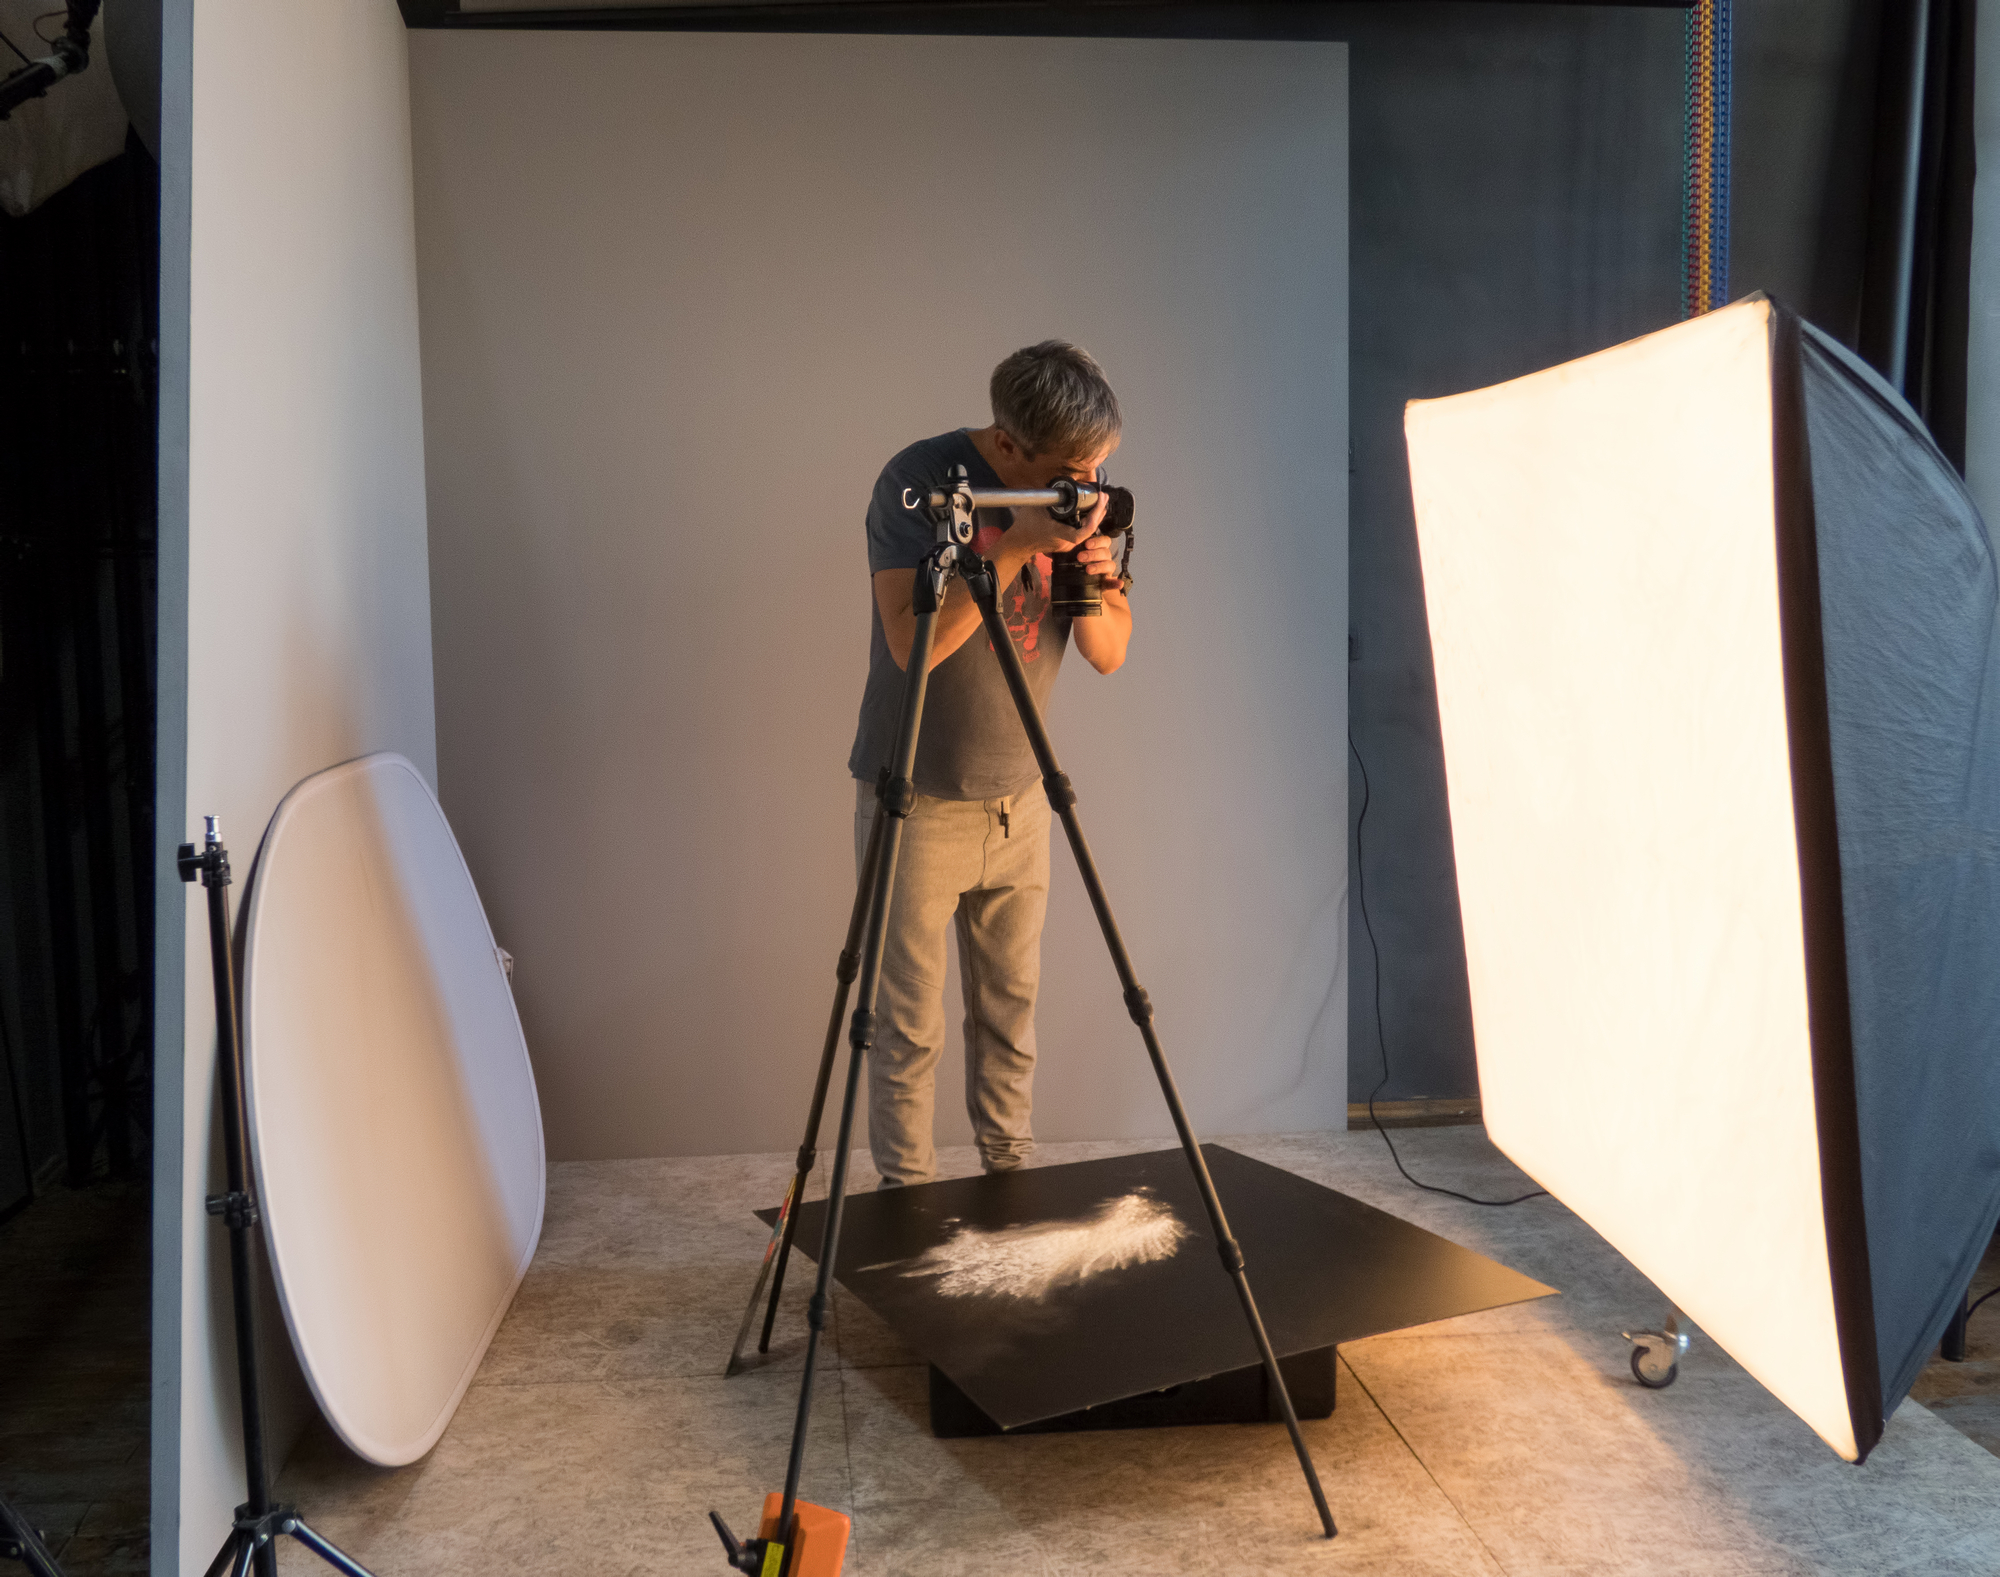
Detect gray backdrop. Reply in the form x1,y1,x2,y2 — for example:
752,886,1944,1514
409,31,1350,1161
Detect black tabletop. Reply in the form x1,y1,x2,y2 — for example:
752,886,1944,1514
764,1145,1555,1429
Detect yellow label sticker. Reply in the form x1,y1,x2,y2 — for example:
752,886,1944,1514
760,1542,785,1577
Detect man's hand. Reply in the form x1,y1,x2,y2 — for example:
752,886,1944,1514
1000,503,1096,560
1072,531,1123,589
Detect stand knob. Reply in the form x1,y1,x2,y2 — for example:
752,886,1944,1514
707,1510,769,1573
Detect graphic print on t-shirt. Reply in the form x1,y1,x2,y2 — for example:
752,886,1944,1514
971,518,1054,662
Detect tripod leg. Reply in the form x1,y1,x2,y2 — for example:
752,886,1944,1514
285,1519,380,1577
200,1531,241,1577
730,796,889,1369
772,558,947,1575
962,567,1338,1539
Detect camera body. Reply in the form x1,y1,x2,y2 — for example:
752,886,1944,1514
1048,482,1135,619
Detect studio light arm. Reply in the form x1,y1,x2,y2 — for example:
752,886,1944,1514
0,0,99,123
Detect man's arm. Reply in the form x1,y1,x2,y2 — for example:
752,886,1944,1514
1069,585,1131,674
1066,530,1131,674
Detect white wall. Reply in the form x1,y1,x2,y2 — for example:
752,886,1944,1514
411,30,1348,1162
152,2,435,1570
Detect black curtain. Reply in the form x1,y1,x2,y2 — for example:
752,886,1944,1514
0,132,159,1204
1859,0,1977,463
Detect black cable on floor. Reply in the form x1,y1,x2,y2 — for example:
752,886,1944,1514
1350,724,1546,1208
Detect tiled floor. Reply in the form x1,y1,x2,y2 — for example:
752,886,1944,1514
1909,1228,2000,1457
272,1129,2000,1577
0,1178,150,1575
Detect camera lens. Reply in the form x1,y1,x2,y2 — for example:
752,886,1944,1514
1051,550,1102,618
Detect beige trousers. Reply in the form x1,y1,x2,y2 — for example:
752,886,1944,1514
854,778,1051,1185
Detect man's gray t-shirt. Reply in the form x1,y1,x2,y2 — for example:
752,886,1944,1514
848,430,1070,800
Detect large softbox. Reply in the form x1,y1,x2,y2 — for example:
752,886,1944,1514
1404,294,2000,1463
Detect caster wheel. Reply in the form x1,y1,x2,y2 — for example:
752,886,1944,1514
1631,1344,1679,1389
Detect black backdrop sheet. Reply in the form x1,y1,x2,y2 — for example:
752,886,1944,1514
1793,315,2000,1428
764,1145,1553,1429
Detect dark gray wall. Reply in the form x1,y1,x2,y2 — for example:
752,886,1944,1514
1975,0,2000,527
1334,0,1882,1101
1343,0,1881,1101
406,0,1888,1105
1345,5,1683,1105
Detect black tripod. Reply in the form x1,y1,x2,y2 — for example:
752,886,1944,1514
178,819,379,1577
716,470,1336,1575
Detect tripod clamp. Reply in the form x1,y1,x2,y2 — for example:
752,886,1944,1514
232,1503,304,1548
206,1190,261,1230
177,817,231,888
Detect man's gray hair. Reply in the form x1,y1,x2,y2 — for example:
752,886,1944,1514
989,340,1122,460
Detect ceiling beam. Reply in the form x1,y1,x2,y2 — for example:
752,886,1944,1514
400,0,1696,30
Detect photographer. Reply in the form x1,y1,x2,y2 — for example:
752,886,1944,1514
848,341,1132,1186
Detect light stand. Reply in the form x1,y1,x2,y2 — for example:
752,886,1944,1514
177,819,379,1577
715,470,1336,1575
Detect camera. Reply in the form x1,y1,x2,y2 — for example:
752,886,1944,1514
1049,481,1135,619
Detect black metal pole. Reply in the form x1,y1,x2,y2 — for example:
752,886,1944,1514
1860,0,1933,392
1943,1291,1970,1362
179,822,382,1577
189,827,278,1577
732,788,888,1368
960,560,1338,1540
771,553,948,1575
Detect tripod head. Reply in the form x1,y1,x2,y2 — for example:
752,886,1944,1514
904,469,1118,540
903,466,1135,617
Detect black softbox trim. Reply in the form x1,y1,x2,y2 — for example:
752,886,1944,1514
1778,295,2000,1459
1769,300,1885,1462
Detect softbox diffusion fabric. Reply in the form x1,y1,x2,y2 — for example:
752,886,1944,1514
1404,294,2000,1463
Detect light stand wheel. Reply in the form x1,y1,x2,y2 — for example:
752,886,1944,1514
1622,1308,1690,1391
1630,1344,1680,1389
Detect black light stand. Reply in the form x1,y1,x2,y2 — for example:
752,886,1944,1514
715,470,1335,1575
177,818,379,1577
0,1495,65,1577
